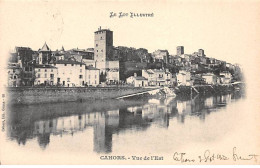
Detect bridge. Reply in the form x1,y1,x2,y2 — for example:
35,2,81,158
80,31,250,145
115,88,161,99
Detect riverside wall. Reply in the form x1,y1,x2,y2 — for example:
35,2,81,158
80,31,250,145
6,87,155,105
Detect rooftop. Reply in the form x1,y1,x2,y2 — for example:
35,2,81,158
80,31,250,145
54,60,85,65
40,42,51,52
95,26,112,33
34,64,57,69
85,66,99,70
134,76,148,80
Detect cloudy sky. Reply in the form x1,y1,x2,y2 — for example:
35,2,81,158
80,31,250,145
0,0,260,66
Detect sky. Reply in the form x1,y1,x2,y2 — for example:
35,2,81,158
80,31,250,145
0,0,260,66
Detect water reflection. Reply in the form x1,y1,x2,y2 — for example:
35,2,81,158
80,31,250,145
7,92,244,153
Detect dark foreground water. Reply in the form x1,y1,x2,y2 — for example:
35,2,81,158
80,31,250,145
5,92,245,155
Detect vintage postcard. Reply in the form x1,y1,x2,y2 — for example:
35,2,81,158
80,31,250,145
0,0,259,165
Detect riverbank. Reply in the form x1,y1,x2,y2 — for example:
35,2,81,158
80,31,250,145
6,87,155,105
6,83,245,105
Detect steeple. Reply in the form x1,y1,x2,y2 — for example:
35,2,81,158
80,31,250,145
41,42,50,52
61,45,65,51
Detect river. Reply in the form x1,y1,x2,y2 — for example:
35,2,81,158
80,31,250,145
3,91,252,164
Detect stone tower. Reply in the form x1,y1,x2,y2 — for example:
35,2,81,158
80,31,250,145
39,42,51,64
176,46,184,56
94,26,113,70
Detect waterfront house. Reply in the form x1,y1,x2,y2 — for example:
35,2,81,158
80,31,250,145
153,69,166,86
176,70,191,86
52,60,86,87
142,69,174,87
126,73,148,87
142,69,156,86
85,66,100,86
201,73,217,85
164,69,175,86
220,71,232,84
6,63,22,87
34,64,58,86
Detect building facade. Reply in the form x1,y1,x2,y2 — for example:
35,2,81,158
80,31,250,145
202,73,217,85
126,73,148,87
152,50,169,63
176,70,191,86
85,66,100,86
34,64,58,86
52,60,86,87
6,63,22,87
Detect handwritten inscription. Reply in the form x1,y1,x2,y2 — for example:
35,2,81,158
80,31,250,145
233,147,258,162
173,152,195,163
172,147,258,163
110,12,154,18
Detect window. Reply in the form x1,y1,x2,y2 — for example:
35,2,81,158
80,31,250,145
38,74,40,78
100,37,102,40
97,50,98,52
72,64,74,66
38,69,41,72
67,78,70,82
96,44,98,47
50,74,54,79
80,69,82,73
51,69,53,72
80,64,82,67
79,75,83,79
14,75,16,79
64,64,67,66
45,69,47,72
44,74,47,78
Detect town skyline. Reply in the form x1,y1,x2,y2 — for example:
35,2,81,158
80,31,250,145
1,1,259,66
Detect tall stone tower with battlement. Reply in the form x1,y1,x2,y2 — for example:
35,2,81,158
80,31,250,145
94,26,113,70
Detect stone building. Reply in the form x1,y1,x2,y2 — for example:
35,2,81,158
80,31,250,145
198,49,205,57
152,50,169,64
202,73,217,85
34,64,58,86
176,46,184,56
126,73,148,87
176,70,191,86
6,63,22,87
52,60,86,87
94,27,119,82
85,66,100,86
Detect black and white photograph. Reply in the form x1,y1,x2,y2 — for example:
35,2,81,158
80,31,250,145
0,0,259,165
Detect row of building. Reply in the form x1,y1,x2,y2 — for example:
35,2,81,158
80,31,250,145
6,27,240,87
126,69,232,87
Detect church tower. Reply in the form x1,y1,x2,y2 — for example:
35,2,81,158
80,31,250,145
39,42,51,64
